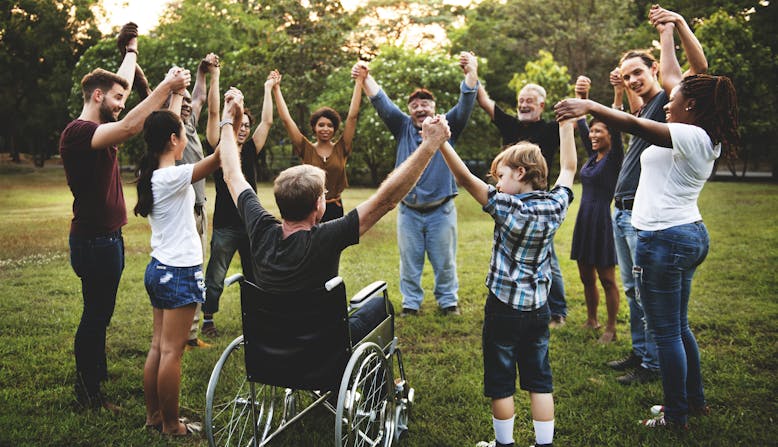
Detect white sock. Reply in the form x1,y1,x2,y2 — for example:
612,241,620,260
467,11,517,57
533,419,554,445
493,415,514,445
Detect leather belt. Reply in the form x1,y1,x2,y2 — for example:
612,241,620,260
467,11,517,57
614,196,634,210
402,196,452,213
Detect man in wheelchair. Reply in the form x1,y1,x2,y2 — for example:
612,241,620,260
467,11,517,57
208,88,450,447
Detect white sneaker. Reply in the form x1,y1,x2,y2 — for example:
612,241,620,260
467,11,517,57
651,404,664,416
476,441,515,447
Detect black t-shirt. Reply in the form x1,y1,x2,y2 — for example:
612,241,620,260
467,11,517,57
493,104,559,180
212,139,258,228
237,189,360,292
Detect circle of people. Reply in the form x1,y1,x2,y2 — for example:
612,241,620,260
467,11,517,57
59,4,739,445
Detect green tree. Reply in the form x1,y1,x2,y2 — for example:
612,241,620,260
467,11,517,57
695,8,778,177
1,0,100,164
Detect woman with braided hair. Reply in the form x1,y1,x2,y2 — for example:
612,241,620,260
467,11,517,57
555,73,739,430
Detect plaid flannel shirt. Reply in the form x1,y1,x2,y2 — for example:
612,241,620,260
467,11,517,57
483,185,573,311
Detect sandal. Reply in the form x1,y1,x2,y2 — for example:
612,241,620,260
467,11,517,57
163,421,202,437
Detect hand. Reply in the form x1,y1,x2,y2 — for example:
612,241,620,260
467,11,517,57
223,87,244,123
265,70,281,89
164,67,191,93
554,98,593,122
420,114,451,147
574,75,591,99
609,67,624,90
351,62,368,82
459,51,477,75
117,22,138,56
649,4,683,27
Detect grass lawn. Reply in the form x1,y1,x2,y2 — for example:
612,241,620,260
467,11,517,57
0,164,776,446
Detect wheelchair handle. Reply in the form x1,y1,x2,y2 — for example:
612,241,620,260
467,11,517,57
224,273,244,287
325,276,343,291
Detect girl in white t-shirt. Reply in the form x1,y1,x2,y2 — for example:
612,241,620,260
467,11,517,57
134,108,224,436
555,74,739,430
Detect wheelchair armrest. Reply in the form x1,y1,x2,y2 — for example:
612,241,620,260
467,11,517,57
224,273,244,288
349,281,387,309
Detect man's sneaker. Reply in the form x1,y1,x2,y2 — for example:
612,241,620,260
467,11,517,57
639,415,688,431
548,315,565,328
616,366,660,385
201,322,219,337
441,305,461,316
400,308,418,317
651,404,710,417
607,351,642,371
185,338,212,351
476,441,514,447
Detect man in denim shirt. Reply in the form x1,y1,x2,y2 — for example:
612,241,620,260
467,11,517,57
353,53,479,316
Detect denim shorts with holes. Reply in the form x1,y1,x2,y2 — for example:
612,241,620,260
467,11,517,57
144,257,205,309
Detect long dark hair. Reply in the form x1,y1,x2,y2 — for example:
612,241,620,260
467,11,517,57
680,74,740,156
134,110,182,217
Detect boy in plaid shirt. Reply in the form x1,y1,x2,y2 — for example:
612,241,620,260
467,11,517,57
439,119,577,447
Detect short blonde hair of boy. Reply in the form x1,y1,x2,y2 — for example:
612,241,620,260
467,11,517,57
490,142,548,191
273,164,326,221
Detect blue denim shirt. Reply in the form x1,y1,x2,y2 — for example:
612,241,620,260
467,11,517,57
369,81,478,206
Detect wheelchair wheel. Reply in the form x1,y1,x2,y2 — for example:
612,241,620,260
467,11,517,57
335,342,394,447
205,336,289,447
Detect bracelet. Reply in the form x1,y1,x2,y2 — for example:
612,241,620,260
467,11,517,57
218,119,233,129
125,48,138,54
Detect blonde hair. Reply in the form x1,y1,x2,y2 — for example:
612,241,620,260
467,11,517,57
273,165,326,221
490,142,548,191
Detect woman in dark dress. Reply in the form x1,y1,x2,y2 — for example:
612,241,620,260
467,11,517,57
571,115,623,343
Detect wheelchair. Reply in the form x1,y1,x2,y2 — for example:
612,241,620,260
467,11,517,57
205,274,414,447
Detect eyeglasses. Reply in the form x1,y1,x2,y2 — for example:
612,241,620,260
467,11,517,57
239,123,251,129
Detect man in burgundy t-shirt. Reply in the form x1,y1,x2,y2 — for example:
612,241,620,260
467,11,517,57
61,29,190,412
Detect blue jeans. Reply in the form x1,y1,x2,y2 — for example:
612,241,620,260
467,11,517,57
547,239,566,318
397,200,458,310
613,209,659,370
203,226,254,314
69,231,125,392
635,222,709,424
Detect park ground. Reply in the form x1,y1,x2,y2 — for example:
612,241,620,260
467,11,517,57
0,163,776,446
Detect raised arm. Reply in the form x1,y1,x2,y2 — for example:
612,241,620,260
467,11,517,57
476,84,496,120
272,73,305,151
440,141,489,205
90,68,191,150
219,88,253,206
205,54,221,148
341,65,365,154
115,23,138,100
650,5,707,80
251,71,278,153
656,21,684,96
610,67,643,114
356,115,450,235
190,56,209,122
555,119,577,189
459,51,479,90
554,98,671,148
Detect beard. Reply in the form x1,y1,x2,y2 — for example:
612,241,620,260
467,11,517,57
99,100,117,123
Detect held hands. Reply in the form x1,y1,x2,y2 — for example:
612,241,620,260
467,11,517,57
199,53,221,74
575,75,591,99
554,99,592,122
163,66,191,93
351,62,368,82
420,115,451,147
265,70,281,89
223,87,244,125
649,5,681,32
609,67,625,93
459,51,477,75
117,22,138,56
